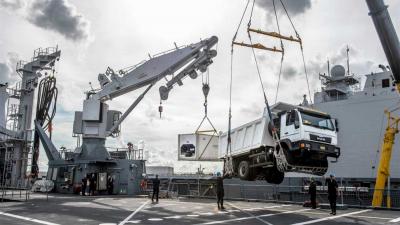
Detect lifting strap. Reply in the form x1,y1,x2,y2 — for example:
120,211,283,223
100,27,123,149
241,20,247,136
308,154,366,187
278,0,312,104
195,69,218,160
271,0,284,104
195,69,217,134
224,0,251,176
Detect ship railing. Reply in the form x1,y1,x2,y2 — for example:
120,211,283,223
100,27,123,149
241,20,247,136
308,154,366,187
106,147,144,160
0,185,31,202
32,47,58,61
163,181,400,210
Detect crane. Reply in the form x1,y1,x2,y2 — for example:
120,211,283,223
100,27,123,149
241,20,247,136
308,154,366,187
35,36,218,194
366,0,400,208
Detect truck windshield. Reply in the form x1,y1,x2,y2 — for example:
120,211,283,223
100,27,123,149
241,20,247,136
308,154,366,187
300,111,334,131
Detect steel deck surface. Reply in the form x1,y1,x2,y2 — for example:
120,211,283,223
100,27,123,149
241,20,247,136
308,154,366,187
0,193,399,225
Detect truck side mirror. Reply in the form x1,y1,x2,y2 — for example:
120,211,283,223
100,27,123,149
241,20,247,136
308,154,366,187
334,119,339,132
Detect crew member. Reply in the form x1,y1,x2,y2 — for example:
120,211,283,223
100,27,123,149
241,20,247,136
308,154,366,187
326,174,338,215
107,175,114,195
81,176,87,196
152,175,160,203
216,172,226,210
89,174,96,196
309,178,317,209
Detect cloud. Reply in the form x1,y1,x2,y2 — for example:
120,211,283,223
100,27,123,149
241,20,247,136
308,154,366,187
0,52,19,84
240,102,263,118
255,0,312,17
282,64,297,80
0,0,92,42
28,0,91,42
0,0,25,10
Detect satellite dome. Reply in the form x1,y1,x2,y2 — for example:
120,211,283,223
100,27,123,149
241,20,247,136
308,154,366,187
331,65,346,77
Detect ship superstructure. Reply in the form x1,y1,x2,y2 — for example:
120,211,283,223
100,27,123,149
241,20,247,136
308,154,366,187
313,64,400,181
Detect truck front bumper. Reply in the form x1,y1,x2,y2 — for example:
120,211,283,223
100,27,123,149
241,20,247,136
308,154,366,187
291,141,340,158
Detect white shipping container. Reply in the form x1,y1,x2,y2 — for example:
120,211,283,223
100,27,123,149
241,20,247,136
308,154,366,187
178,133,219,161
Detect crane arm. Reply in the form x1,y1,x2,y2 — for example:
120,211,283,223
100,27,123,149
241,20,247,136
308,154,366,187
93,36,218,101
366,0,400,92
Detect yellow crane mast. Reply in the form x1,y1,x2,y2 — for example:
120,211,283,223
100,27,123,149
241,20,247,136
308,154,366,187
372,111,399,207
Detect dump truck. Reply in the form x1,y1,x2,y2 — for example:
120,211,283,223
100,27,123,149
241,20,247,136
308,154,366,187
218,102,340,184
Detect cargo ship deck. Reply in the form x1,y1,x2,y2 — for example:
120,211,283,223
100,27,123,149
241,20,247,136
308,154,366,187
0,193,399,225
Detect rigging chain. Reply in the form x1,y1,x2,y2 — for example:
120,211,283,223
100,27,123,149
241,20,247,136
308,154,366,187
247,0,269,107
248,0,287,172
279,0,312,104
225,0,251,176
272,0,285,104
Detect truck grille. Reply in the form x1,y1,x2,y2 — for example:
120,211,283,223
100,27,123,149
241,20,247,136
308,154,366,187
309,134,331,144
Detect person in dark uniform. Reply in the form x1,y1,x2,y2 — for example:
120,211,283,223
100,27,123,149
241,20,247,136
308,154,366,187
152,175,160,203
89,174,96,196
309,178,317,209
326,174,338,215
216,172,226,210
81,176,87,196
107,175,114,195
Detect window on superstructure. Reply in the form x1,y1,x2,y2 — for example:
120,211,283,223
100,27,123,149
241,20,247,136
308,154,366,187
382,79,390,88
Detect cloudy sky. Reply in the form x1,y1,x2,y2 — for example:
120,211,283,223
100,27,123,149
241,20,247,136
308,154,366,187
1,0,399,173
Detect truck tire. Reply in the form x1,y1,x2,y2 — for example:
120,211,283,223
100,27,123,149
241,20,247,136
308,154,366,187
264,166,285,184
238,160,252,180
272,170,284,184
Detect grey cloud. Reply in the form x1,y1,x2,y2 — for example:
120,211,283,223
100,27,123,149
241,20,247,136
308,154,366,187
0,0,25,10
28,0,91,42
0,52,19,84
282,64,296,80
240,102,263,117
255,0,312,16
0,0,91,42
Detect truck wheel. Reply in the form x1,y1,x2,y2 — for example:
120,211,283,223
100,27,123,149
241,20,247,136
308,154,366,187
272,170,284,184
264,166,284,184
264,169,274,183
238,160,252,180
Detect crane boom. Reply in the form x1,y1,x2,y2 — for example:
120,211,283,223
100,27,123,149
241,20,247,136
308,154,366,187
94,36,218,101
366,0,400,91
71,36,218,143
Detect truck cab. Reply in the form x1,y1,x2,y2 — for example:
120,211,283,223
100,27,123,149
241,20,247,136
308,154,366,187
275,107,340,172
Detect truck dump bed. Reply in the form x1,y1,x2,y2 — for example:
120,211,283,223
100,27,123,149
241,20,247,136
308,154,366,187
218,114,274,158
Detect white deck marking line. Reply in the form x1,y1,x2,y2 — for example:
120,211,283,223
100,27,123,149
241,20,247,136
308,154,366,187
125,221,141,224
199,208,311,225
227,202,273,225
274,210,393,221
0,211,60,225
258,209,311,218
163,215,182,219
390,216,400,223
291,209,371,225
352,215,394,220
118,200,149,225
241,205,286,211
148,218,163,221
199,212,215,215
